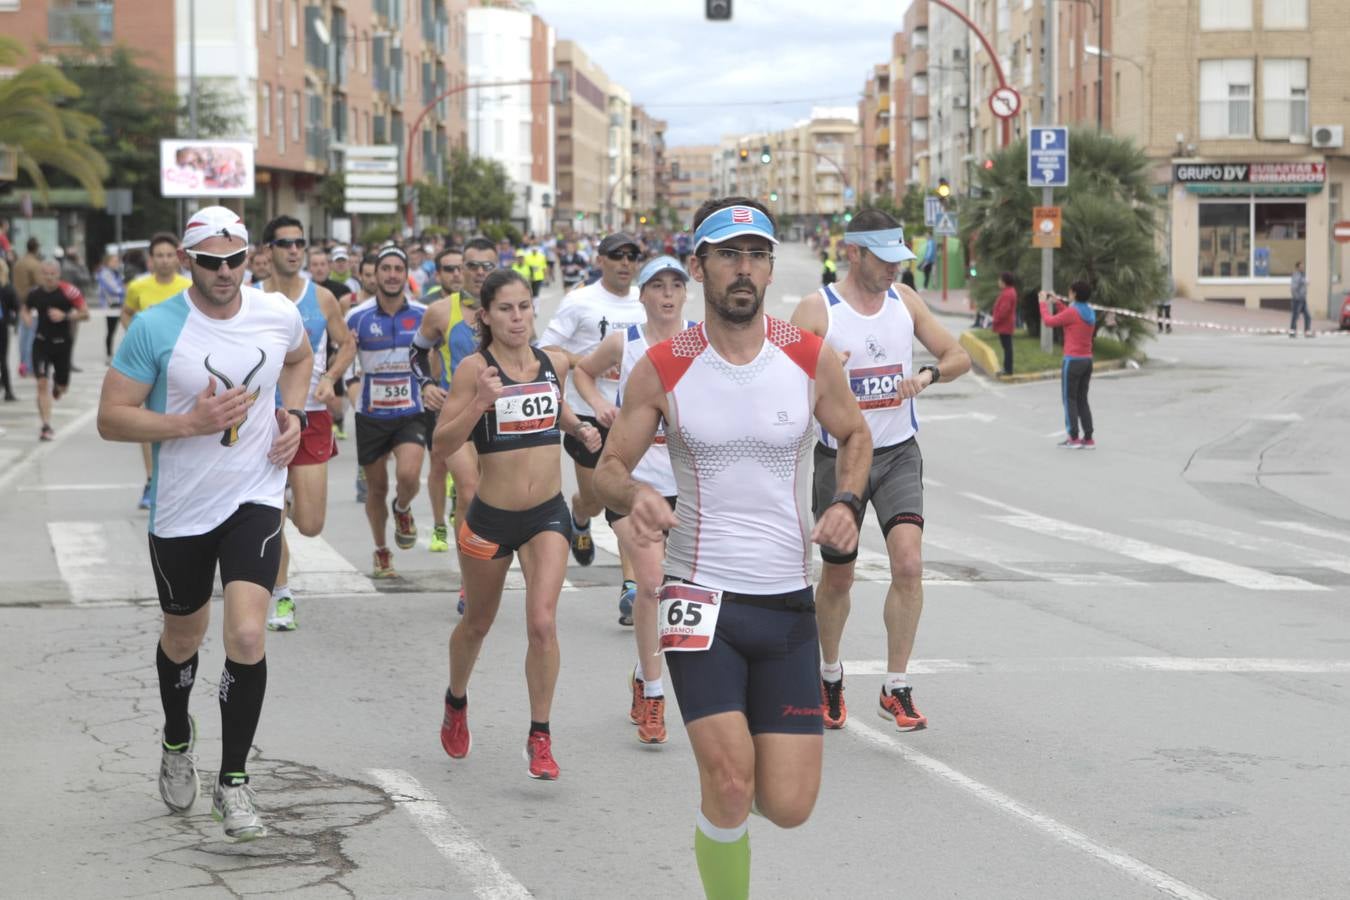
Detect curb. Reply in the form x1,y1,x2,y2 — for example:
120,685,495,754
960,331,1131,383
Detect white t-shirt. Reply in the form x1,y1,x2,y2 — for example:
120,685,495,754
112,286,306,537
539,279,642,416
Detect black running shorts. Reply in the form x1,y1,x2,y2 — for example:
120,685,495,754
355,412,432,467
665,582,823,736
458,493,572,561
148,503,283,616
32,338,72,387
562,414,609,469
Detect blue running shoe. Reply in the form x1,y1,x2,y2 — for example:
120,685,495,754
618,580,636,626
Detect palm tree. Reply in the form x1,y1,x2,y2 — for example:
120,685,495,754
0,36,109,205
963,129,1166,349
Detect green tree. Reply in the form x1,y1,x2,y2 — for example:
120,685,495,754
446,149,514,226
415,177,451,223
0,36,109,204
899,184,928,236
962,129,1165,349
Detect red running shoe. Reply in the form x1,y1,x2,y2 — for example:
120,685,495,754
440,701,470,759
629,670,644,725
821,673,847,729
878,686,928,731
525,731,559,780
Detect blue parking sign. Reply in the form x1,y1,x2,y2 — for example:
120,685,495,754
1028,127,1069,187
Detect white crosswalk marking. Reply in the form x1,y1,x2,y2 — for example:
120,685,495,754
285,522,376,594
48,521,159,604
923,524,1142,586
1142,518,1350,576
1262,520,1350,546
962,493,1327,592
845,657,1350,675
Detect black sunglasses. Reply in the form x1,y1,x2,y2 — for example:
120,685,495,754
440,264,462,273
464,261,497,272
606,250,640,262
271,238,307,250
186,249,248,271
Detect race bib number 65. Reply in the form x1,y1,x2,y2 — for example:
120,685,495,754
848,364,904,410
658,583,723,652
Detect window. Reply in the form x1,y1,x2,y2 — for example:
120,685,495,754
276,86,286,153
1262,59,1308,139
1263,0,1307,29
913,74,928,96
289,0,299,47
1201,0,1251,29
259,0,268,31
912,27,927,50
1198,200,1306,278
261,84,271,137
1199,59,1253,138
911,119,929,142
291,91,300,142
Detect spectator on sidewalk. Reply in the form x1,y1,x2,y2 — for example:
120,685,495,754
0,258,17,400
1040,283,1097,450
900,258,917,290
992,271,1018,376
919,237,937,288
13,237,43,377
1289,260,1311,338
820,250,837,286
96,251,125,361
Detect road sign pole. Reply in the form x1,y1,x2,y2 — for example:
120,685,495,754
1040,0,1056,353
942,238,948,303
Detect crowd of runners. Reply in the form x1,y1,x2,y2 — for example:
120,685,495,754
85,198,969,898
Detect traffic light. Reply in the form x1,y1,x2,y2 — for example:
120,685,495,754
639,215,648,225
760,145,772,164
936,177,951,199
769,191,778,202
738,148,750,162
983,159,994,170
706,0,732,20
575,211,584,221
843,211,853,223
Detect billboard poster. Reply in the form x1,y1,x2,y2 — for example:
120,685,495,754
159,139,255,197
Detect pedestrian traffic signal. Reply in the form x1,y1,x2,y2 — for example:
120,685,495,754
575,211,584,221
769,191,778,202
738,148,750,162
983,159,994,170
759,145,772,164
936,178,951,199
843,212,853,223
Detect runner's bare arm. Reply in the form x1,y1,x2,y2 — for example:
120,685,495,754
595,357,677,541
410,297,450,390
98,369,249,443
316,287,355,402
788,287,829,337
811,343,871,553
431,354,491,461
572,331,623,426
900,284,972,384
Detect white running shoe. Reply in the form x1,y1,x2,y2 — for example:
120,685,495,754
212,780,267,841
266,593,297,632
157,716,199,813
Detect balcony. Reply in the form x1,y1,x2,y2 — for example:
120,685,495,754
877,127,890,145
48,3,113,45
878,93,890,111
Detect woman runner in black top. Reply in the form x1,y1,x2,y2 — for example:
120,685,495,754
430,268,600,781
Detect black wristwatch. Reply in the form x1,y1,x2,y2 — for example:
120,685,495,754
829,491,865,520
918,364,940,385
286,408,309,430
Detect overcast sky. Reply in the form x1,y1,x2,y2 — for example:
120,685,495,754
528,0,915,148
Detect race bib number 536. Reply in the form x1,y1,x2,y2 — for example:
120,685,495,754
370,374,415,410
849,364,904,410
658,583,723,652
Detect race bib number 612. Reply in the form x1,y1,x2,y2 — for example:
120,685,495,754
657,583,723,652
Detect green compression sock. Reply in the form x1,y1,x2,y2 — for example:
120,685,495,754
694,812,750,900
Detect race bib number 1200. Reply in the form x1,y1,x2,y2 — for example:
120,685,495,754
658,583,722,652
848,364,904,410
494,382,558,435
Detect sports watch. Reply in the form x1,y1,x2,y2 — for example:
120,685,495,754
918,364,940,385
286,408,309,430
829,491,865,519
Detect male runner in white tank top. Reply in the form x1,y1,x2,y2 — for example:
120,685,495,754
791,209,970,732
596,198,871,900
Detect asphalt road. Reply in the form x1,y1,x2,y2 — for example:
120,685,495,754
2,241,1348,899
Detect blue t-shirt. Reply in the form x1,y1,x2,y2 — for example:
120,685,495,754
345,297,428,418
448,320,478,376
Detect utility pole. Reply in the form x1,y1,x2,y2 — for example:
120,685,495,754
1040,0,1056,353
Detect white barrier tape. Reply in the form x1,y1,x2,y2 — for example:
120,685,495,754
1089,304,1349,337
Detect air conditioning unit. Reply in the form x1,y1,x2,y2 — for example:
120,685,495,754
953,47,967,63
1312,125,1343,148
953,96,968,109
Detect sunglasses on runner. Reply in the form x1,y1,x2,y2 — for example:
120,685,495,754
439,264,462,273
270,238,307,250
464,261,497,272
185,248,248,271
606,250,641,262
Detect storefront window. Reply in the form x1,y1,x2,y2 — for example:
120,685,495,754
1198,199,1306,278
1198,203,1249,277
1253,202,1306,276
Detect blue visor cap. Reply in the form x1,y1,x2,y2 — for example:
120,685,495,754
844,228,918,263
693,205,779,250
638,255,689,289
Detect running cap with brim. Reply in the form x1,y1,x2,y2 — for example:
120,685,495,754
638,255,689,289
376,246,408,264
183,206,248,249
693,205,778,250
842,227,917,263
598,232,640,255
330,246,350,260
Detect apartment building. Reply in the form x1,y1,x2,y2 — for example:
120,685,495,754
665,144,716,228
553,39,611,232
1117,0,1349,316
716,109,859,222
629,105,668,227
466,1,555,235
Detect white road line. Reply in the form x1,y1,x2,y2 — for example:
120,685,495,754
1262,520,1350,546
963,493,1325,592
0,404,100,494
845,545,971,586
367,768,533,900
18,482,144,493
923,412,997,423
284,522,377,594
846,719,1218,900
844,657,1350,675
923,526,1142,586
48,520,159,604
1142,518,1350,576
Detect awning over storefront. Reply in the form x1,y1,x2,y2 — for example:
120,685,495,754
1185,183,1323,196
